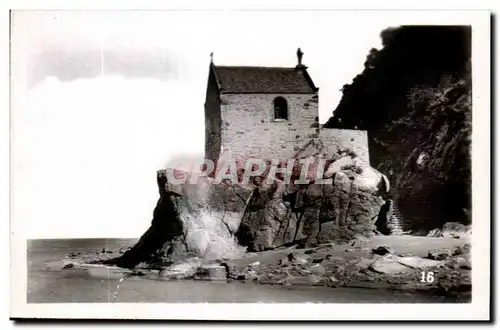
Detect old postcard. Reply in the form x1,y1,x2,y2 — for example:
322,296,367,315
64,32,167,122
9,8,491,321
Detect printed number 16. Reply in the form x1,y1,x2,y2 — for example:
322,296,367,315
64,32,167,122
420,271,435,283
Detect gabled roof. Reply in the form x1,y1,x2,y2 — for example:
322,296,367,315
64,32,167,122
210,64,318,94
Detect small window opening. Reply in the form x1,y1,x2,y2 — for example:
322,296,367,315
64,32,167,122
274,97,288,120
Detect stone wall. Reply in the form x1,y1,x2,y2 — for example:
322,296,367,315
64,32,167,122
319,128,370,165
205,89,370,167
218,93,319,161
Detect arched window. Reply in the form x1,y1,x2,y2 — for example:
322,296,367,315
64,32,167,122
274,97,288,120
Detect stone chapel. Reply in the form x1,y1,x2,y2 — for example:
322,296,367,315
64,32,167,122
204,49,370,166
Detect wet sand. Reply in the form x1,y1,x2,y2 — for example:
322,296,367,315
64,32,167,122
27,238,467,304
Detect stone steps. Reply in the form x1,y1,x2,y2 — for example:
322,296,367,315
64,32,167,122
389,200,408,236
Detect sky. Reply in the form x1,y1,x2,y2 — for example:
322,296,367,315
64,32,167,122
11,10,395,238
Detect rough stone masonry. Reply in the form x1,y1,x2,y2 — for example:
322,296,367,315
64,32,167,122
204,49,370,168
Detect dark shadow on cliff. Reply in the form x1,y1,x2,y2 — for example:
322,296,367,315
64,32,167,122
101,172,184,269
323,25,472,232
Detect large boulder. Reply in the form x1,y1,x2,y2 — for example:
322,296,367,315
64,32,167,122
102,170,252,268
237,162,387,251
159,170,252,261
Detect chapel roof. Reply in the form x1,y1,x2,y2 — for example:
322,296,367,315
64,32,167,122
211,64,318,94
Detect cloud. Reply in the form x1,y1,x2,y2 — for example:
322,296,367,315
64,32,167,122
13,75,205,238
27,46,180,88
13,10,388,122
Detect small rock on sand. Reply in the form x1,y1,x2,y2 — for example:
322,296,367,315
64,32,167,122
249,261,261,268
326,276,339,287
372,246,394,256
159,259,201,279
369,258,411,274
293,258,308,265
428,248,454,260
454,243,471,255
455,256,472,270
397,256,443,269
308,264,326,275
287,252,308,265
355,257,374,270
444,256,471,270
244,269,258,280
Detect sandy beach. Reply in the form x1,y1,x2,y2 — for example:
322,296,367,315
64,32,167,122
27,235,471,303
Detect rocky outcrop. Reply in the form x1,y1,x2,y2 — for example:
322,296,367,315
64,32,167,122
427,222,472,239
102,171,251,268
102,154,389,268
237,169,386,251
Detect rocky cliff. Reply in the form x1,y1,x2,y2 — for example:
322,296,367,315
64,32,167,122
323,26,472,232
104,153,390,268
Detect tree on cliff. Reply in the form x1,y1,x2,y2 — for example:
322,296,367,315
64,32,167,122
324,26,471,131
323,25,472,231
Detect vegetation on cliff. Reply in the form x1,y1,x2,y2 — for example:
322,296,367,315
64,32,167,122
384,80,471,231
323,26,472,231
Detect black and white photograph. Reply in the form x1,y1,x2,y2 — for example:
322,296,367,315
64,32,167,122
9,7,491,321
